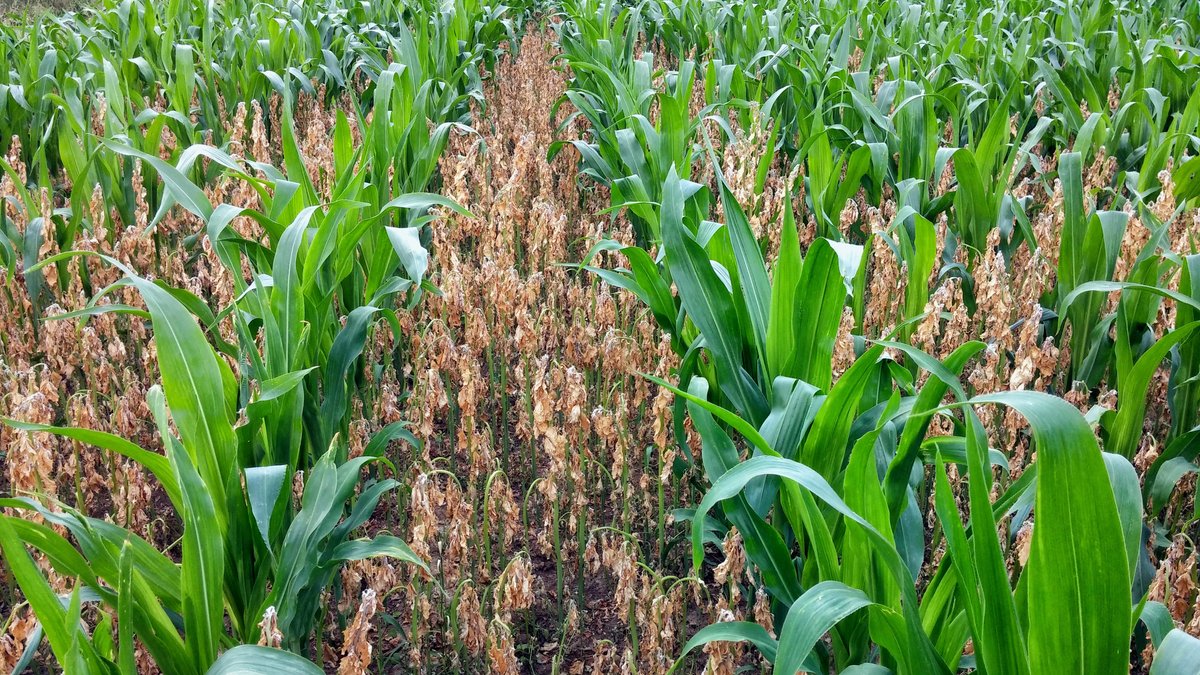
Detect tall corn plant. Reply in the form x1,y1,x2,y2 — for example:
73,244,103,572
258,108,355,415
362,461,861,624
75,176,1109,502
586,168,1156,673
551,0,723,245
671,387,1145,674
0,262,425,672
1055,216,1200,525
0,141,450,669
581,167,857,422
0,0,522,364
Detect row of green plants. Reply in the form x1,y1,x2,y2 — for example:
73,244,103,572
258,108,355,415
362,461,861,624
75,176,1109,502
0,0,521,284
0,0,528,671
0,0,518,164
588,165,1200,672
2,133,457,672
554,0,1200,671
554,0,1200,247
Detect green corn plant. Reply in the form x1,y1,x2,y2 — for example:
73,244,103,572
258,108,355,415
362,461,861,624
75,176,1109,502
0,0,524,380
556,0,1200,235
0,124,456,668
948,88,1049,261
651,309,1146,672
1057,253,1200,526
1053,151,1131,385
665,384,1143,674
801,121,887,241
188,113,468,467
577,160,1160,673
640,0,725,57
552,0,743,245
581,167,858,425
869,211,937,346
0,263,426,672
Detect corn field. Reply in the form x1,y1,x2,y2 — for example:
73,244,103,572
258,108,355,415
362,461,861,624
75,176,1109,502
2,0,1200,672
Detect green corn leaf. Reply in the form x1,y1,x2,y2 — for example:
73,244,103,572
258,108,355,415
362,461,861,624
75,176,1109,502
687,378,802,604
381,190,472,218
1102,452,1144,583
117,540,136,675
932,457,984,665
775,581,875,675
938,406,1030,674
1056,152,1087,293
748,377,821,513
319,305,380,449
841,666,893,675
661,168,766,422
883,341,986,518
842,396,900,606
623,245,679,340
800,344,885,483
150,386,224,670
691,456,948,673
1108,321,1200,459
245,466,288,553
0,514,100,594
255,368,317,404
717,178,770,366
1150,630,1200,675
269,207,320,374
974,391,1130,675
950,148,993,254
102,139,213,221
363,422,421,459
385,226,429,286
0,420,181,510
0,517,75,668
670,622,777,673
206,645,323,675
793,238,851,391
644,373,773,457
328,535,428,570
767,194,802,379
129,275,238,532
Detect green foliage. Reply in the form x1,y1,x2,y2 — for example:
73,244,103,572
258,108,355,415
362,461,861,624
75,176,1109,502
558,1,1200,665
0,0,511,669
